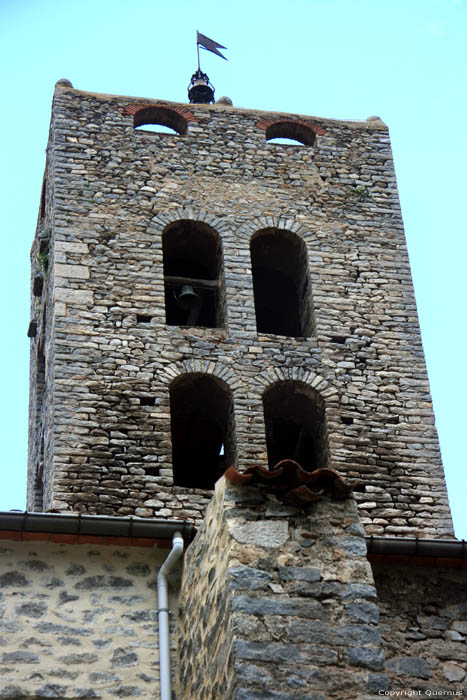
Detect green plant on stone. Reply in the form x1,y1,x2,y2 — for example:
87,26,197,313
354,185,371,201
37,250,49,276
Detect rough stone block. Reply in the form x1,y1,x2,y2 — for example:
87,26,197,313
54,287,93,305
231,595,328,619
231,521,289,548
54,263,90,279
228,566,273,590
385,655,432,679
347,646,385,671
278,566,322,583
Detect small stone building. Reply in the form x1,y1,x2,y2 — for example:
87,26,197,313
0,80,465,698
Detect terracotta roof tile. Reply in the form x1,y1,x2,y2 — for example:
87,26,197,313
224,459,356,507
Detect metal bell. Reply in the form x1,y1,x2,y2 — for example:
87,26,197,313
177,285,199,310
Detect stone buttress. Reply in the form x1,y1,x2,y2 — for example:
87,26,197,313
177,477,388,699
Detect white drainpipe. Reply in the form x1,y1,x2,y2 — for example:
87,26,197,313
157,530,184,700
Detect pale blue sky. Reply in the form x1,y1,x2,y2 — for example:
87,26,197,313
1,0,466,537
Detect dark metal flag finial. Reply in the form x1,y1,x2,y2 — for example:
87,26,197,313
196,31,228,63
188,31,228,104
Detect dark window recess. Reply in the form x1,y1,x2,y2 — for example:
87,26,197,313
140,396,156,406
39,239,49,255
40,179,46,220
27,320,38,338
170,373,235,489
37,239,49,277
33,275,44,297
163,220,225,329
263,381,328,471
144,466,160,477
133,106,187,135
265,121,316,146
341,416,354,425
136,314,152,323
331,336,347,344
35,347,46,426
251,229,312,337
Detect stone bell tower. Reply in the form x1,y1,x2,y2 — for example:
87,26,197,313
27,78,453,539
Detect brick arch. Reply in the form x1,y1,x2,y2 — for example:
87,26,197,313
150,213,314,246
158,359,244,393
134,106,188,135
257,117,326,140
235,216,311,244
147,208,231,239
123,102,198,132
256,368,330,393
261,377,325,400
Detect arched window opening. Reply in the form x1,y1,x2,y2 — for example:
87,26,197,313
265,121,316,147
163,220,225,328
250,228,312,337
263,381,328,471
133,106,187,135
267,137,305,146
135,123,179,135
169,374,236,489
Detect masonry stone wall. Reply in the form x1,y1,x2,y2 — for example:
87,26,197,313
373,562,467,693
0,536,181,698
177,477,388,700
27,83,453,537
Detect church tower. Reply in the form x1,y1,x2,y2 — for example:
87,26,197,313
9,78,467,699
27,78,453,539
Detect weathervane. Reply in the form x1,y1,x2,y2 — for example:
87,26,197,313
187,31,228,104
